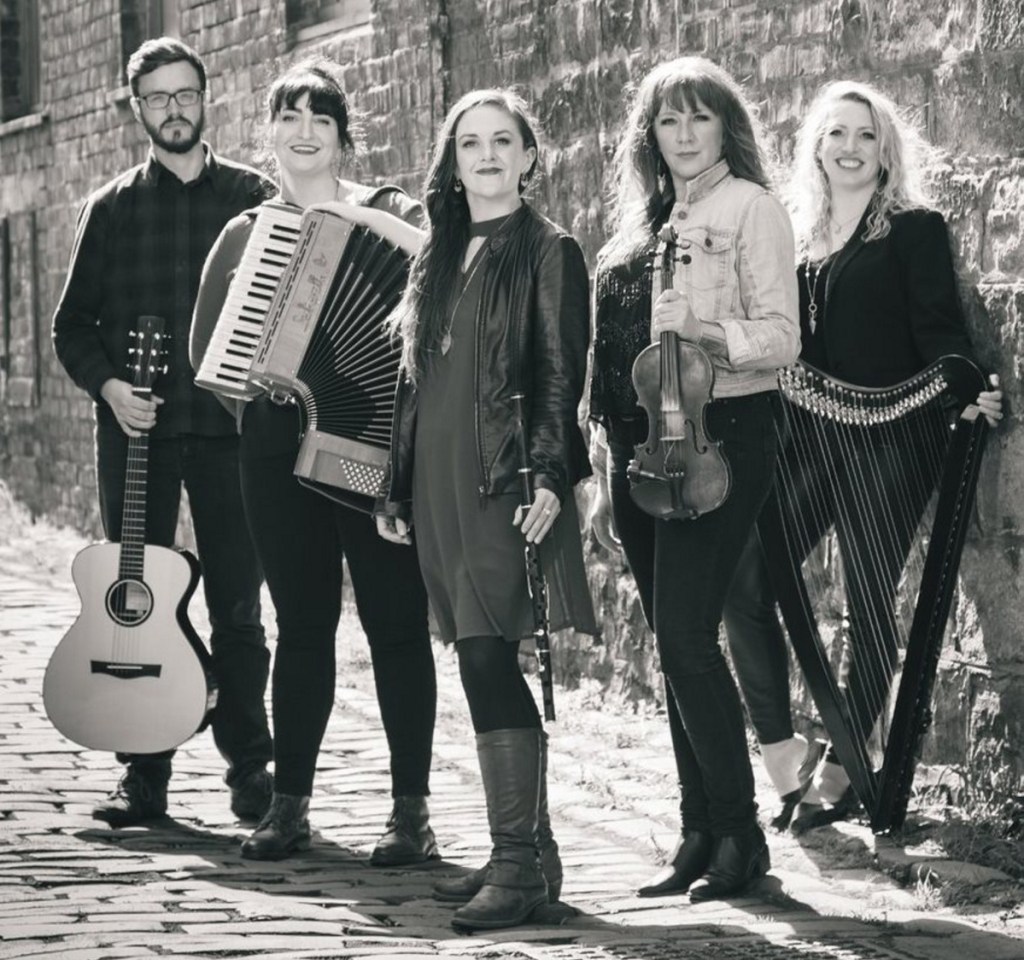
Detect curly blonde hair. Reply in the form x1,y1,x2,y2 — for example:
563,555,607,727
788,80,936,253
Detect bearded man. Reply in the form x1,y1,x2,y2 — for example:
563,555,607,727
52,37,275,827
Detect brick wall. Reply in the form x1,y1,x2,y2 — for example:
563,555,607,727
1,0,1021,801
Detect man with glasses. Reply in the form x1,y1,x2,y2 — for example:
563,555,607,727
53,37,275,827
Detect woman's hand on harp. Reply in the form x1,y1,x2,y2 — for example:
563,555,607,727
976,374,1004,429
515,488,561,545
376,514,412,545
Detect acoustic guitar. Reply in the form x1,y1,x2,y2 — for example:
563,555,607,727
43,316,217,753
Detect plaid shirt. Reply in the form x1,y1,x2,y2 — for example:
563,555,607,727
52,145,275,437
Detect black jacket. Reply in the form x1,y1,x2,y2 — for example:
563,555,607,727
387,203,591,513
799,208,978,386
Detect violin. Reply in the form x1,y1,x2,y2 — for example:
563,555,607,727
627,224,731,520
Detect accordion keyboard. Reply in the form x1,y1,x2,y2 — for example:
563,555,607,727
195,201,303,399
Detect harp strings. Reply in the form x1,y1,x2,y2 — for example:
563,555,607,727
773,366,953,803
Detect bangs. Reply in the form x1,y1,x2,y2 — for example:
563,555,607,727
272,76,347,121
656,77,727,117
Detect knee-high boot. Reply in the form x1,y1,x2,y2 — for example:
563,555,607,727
435,729,562,904
450,729,547,930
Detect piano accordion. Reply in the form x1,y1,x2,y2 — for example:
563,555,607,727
758,356,989,832
194,201,303,399
248,207,411,511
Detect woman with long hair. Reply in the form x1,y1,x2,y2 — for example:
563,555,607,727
589,56,800,900
380,88,593,930
721,79,1002,825
190,57,438,864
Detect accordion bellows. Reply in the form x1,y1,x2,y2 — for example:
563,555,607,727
196,203,411,509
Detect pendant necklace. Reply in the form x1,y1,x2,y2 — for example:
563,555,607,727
804,254,831,335
439,214,512,355
441,248,487,356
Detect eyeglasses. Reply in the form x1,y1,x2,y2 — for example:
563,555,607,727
136,88,203,110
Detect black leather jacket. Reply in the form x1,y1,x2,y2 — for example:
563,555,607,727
387,203,591,514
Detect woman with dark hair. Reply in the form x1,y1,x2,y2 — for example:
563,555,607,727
191,57,438,864
380,88,594,930
589,56,800,900
720,79,1003,825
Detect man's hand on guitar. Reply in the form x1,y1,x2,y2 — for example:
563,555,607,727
100,378,163,437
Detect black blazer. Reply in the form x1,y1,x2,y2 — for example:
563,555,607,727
798,208,978,387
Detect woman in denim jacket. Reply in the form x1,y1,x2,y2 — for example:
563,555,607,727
589,57,799,901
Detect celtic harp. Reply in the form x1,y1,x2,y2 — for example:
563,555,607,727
758,355,989,832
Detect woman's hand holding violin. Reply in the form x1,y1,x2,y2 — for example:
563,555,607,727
514,487,561,545
977,374,1004,429
652,289,702,342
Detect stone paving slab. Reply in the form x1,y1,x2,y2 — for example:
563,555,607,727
1,559,1023,959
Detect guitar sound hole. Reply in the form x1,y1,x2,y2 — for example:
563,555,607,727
107,579,153,626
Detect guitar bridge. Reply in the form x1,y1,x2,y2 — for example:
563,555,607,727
90,661,162,680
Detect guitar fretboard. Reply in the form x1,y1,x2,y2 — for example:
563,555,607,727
118,416,150,582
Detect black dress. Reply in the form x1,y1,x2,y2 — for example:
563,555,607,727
412,216,589,644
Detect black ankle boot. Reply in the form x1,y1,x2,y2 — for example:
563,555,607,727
240,793,311,861
637,829,713,897
93,760,170,827
688,824,770,902
370,796,440,866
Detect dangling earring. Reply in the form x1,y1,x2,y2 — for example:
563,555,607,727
519,171,530,188
453,178,463,193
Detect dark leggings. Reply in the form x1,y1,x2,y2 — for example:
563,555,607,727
457,636,541,734
608,393,779,836
240,402,435,798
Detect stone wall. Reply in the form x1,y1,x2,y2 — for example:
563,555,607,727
1,0,1021,802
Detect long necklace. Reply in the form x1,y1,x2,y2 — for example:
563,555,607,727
440,248,487,356
804,254,832,334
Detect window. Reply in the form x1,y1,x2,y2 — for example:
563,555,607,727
286,0,371,42
120,0,180,74
0,212,41,408
0,0,41,121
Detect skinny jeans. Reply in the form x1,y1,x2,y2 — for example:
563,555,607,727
607,392,778,836
239,401,435,798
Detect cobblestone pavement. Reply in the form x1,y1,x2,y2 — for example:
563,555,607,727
1,527,1023,959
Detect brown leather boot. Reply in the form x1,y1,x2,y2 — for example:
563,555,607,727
449,729,547,931
240,793,311,861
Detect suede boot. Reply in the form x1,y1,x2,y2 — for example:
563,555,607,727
450,729,547,931
240,793,311,861
434,730,562,903
637,828,714,897
688,823,771,902
370,795,440,866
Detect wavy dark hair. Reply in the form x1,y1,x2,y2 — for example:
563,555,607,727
387,88,540,382
601,56,772,267
257,57,364,175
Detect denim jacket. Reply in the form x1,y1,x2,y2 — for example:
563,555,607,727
663,159,799,397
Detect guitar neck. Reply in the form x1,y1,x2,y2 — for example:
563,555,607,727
118,429,149,582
